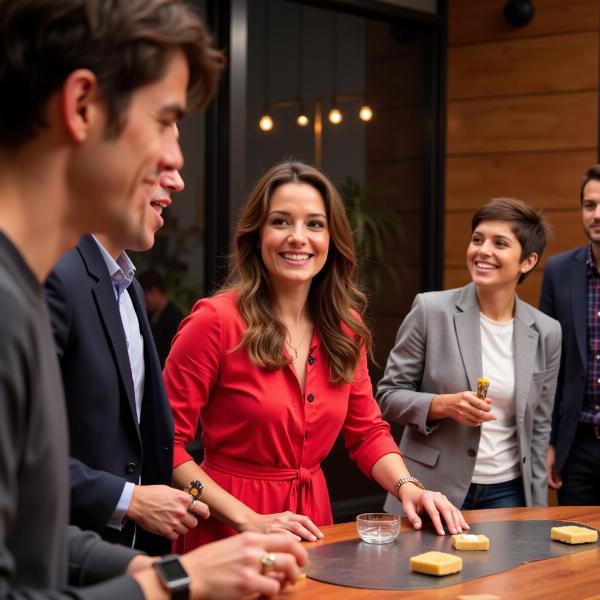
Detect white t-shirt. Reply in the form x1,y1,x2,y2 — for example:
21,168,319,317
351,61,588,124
471,313,521,484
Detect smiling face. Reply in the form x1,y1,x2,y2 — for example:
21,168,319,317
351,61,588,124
73,51,188,254
467,219,537,291
582,179,600,245
125,130,185,252
258,182,330,294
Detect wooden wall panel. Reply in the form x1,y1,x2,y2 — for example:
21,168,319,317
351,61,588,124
444,209,586,269
445,1,598,306
448,0,599,46
447,91,597,155
446,151,596,211
448,32,598,100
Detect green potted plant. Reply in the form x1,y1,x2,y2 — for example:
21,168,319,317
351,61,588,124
339,177,404,294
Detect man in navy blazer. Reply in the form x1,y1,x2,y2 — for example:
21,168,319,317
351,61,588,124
540,164,600,505
45,162,209,555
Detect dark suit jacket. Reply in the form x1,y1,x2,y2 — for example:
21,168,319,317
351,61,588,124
539,244,587,474
45,235,173,555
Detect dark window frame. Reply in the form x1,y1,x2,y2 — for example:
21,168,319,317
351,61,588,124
204,0,447,294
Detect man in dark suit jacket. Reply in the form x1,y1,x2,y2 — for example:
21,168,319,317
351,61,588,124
540,164,600,505
45,165,209,555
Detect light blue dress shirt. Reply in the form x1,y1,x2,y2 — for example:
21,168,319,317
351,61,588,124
93,237,145,533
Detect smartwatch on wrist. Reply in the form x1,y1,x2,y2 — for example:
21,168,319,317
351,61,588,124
153,554,191,600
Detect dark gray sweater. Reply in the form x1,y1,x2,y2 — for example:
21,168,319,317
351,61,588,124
0,232,144,599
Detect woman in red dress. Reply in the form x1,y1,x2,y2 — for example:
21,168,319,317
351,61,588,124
164,161,467,551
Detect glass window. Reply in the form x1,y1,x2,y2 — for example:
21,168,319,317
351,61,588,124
246,0,435,520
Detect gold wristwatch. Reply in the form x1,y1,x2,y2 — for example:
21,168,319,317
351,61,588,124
394,475,425,499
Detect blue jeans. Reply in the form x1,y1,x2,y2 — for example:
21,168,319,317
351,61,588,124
461,477,524,510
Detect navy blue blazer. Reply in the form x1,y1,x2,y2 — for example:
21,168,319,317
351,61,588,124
45,235,173,555
539,244,587,474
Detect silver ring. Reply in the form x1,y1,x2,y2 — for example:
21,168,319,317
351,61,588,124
188,498,197,512
261,552,277,573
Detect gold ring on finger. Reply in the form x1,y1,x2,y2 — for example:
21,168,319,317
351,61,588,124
261,552,277,573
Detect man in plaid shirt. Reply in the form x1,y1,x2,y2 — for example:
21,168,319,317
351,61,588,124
540,164,600,505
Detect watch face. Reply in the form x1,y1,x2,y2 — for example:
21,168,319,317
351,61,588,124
160,558,188,581
155,555,191,592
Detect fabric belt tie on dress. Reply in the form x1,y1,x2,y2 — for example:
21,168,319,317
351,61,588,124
203,452,321,515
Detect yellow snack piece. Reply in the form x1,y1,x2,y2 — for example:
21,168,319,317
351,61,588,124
551,525,598,545
452,533,490,550
476,378,490,400
410,551,462,576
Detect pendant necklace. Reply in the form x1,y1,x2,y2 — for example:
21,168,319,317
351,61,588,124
286,327,311,360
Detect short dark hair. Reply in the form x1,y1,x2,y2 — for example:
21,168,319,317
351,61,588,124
138,269,165,293
471,197,550,284
0,0,224,147
580,165,600,204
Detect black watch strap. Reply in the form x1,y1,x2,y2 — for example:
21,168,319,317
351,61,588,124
153,554,190,600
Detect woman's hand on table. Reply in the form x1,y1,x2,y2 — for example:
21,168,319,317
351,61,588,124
398,483,469,536
240,510,324,542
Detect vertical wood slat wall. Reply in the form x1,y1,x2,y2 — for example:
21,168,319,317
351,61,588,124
444,0,599,305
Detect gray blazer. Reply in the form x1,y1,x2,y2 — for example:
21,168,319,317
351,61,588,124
377,283,562,511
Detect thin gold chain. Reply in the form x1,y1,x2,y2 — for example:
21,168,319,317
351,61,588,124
285,327,311,360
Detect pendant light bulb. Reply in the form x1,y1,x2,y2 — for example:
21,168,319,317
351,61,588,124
359,104,373,122
328,107,342,125
296,112,310,127
259,114,274,131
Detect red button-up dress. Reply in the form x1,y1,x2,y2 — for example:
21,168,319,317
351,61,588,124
164,291,400,550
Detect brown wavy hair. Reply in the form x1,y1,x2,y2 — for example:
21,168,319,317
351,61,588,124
223,160,371,384
0,0,224,147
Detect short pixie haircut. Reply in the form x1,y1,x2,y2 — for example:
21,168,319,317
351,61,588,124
471,197,550,284
0,0,224,147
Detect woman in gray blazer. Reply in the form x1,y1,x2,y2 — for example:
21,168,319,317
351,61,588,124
378,198,561,512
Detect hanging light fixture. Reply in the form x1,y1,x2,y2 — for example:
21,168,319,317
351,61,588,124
296,107,310,127
259,111,274,131
327,14,343,125
295,5,309,128
258,1,274,131
328,104,343,125
359,103,373,122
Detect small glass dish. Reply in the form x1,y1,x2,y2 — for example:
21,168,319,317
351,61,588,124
356,512,400,544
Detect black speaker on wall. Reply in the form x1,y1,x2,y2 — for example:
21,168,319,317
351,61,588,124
503,0,535,27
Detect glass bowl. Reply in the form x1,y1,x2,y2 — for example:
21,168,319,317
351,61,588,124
356,512,400,544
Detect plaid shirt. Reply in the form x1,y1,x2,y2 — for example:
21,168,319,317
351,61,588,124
583,244,600,424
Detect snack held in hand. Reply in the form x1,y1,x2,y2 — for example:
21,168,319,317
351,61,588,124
410,551,462,576
452,533,490,550
551,525,598,545
476,377,490,400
